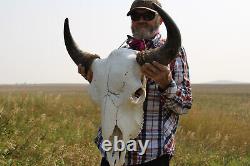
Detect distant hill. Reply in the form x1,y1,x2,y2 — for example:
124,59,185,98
204,80,249,84
0,83,89,92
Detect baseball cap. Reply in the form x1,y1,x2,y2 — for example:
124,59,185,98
127,0,162,16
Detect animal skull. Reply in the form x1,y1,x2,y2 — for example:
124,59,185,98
63,3,181,166
89,48,146,165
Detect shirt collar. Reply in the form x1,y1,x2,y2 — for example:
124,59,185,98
126,33,162,50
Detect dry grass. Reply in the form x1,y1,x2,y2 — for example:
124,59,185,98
0,84,249,165
172,84,250,166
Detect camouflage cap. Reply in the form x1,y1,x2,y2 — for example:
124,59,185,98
127,0,162,16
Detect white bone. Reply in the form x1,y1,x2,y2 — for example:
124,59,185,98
88,48,146,166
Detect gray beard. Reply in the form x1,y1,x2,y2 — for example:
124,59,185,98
131,23,160,40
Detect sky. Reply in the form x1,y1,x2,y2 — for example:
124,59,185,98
1,0,250,84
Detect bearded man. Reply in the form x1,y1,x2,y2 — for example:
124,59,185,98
78,0,192,165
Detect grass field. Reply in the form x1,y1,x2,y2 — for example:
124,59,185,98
0,84,249,166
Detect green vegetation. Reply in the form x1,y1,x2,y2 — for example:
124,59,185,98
0,84,249,166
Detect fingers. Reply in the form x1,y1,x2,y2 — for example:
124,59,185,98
78,64,86,76
86,70,93,83
141,69,154,78
152,61,168,72
141,61,168,75
141,63,157,78
78,64,93,83
142,63,159,73
141,61,171,83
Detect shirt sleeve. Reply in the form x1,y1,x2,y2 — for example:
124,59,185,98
160,47,192,115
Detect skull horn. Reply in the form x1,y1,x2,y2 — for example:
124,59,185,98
136,3,182,66
64,18,100,75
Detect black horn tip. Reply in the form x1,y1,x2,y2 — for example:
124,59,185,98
64,18,69,27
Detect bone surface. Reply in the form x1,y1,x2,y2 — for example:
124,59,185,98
89,48,146,166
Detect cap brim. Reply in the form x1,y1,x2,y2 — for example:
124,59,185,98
127,7,157,16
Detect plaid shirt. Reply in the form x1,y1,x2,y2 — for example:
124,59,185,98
94,34,192,165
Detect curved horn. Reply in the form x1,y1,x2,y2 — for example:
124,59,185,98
64,18,100,75
136,3,181,66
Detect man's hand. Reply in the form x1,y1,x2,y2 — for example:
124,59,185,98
78,64,93,83
141,61,172,90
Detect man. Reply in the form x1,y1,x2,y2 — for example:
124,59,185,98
78,0,192,165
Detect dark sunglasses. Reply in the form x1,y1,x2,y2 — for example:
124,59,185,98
130,11,156,21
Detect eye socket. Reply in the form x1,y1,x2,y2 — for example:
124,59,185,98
134,88,144,98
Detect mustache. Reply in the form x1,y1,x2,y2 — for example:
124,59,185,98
136,22,150,27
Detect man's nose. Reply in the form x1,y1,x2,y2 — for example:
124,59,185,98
137,16,146,22
137,16,144,21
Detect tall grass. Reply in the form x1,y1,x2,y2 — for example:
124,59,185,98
0,84,249,165
0,85,101,165
172,85,250,165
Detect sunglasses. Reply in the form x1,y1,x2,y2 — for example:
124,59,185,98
130,11,156,21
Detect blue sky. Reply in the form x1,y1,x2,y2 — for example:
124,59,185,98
1,0,250,84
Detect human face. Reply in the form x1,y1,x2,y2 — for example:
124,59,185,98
131,9,162,40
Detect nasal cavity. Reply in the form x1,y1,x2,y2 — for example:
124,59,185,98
134,88,143,98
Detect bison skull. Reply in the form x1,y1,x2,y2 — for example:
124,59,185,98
90,48,146,165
